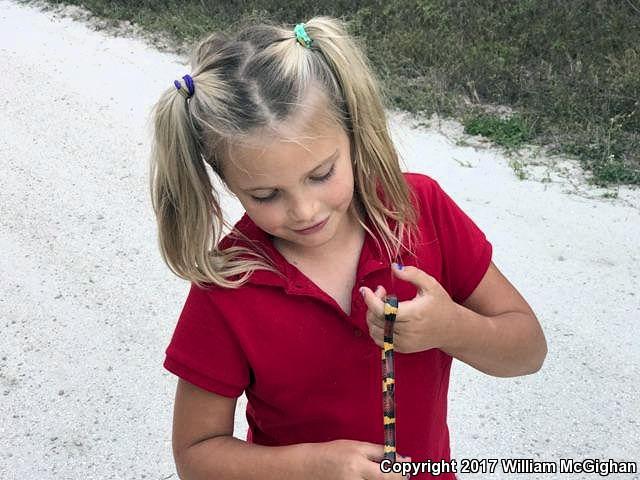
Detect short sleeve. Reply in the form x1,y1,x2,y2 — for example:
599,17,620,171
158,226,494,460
163,283,250,397
426,178,493,305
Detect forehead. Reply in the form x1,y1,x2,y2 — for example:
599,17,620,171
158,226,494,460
225,87,345,166
235,118,341,156
225,114,347,184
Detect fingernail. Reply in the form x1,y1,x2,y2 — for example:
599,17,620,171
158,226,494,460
359,287,365,297
393,262,403,270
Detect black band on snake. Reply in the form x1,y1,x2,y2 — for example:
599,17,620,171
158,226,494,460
382,294,398,462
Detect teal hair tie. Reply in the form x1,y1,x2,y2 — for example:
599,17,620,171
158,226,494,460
294,23,313,48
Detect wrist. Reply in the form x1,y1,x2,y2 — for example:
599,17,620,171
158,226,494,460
440,302,489,354
290,442,317,478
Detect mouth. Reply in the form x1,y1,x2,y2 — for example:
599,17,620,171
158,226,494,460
293,217,329,233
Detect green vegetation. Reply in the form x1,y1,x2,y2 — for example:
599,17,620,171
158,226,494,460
463,115,533,150
20,0,640,186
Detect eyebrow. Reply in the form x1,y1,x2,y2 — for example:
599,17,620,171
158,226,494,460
242,149,339,192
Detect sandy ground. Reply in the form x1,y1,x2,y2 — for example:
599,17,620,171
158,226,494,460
1,1,639,479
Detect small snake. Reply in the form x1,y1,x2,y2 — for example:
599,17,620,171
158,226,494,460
382,294,398,462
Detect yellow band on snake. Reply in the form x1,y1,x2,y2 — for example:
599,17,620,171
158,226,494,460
384,303,398,315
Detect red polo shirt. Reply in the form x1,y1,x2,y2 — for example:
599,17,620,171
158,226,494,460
163,172,492,479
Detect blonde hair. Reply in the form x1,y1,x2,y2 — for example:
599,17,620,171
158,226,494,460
148,16,420,290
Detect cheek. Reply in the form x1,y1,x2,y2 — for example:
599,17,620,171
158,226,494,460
241,202,282,232
331,170,355,209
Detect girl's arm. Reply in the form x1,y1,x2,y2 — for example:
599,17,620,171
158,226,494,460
363,261,547,377
445,307,546,377
180,436,413,480
178,436,309,479
443,261,547,377
173,379,411,479
172,378,306,479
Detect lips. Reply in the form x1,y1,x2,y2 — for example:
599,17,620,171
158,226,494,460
294,217,328,232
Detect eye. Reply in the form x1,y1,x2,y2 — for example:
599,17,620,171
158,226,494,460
250,164,336,203
252,192,277,203
311,164,336,183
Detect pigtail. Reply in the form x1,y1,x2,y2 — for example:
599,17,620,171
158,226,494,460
149,34,277,288
149,83,210,280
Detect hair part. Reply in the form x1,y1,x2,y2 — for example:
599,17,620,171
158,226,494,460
148,16,420,290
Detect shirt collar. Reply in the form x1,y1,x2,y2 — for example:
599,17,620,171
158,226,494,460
218,213,389,289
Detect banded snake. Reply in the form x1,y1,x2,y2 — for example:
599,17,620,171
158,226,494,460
382,294,398,462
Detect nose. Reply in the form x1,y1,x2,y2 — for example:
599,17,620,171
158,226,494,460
287,193,317,224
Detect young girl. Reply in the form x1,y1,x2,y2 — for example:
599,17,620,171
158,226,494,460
149,16,547,480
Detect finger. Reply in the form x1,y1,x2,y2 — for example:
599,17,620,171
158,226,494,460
363,456,413,480
397,455,414,479
391,263,439,296
389,457,413,480
360,443,410,463
367,321,384,347
368,285,388,329
367,289,404,333
360,442,388,462
361,286,385,318
367,310,385,331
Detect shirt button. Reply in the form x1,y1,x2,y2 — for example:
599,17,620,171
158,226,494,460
354,329,362,337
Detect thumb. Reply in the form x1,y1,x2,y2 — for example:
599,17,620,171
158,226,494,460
391,262,432,296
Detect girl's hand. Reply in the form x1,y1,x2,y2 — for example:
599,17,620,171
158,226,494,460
361,264,458,353
304,439,412,479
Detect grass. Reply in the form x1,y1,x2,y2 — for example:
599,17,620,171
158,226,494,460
463,115,534,150
17,0,640,187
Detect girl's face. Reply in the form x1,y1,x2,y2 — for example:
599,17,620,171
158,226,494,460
223,119,357,258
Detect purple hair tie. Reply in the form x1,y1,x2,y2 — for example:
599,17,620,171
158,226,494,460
174,74,195,99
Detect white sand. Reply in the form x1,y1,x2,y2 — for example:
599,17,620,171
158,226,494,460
1,1,638,478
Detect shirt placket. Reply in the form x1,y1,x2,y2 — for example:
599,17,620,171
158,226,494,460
284,257,389,333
